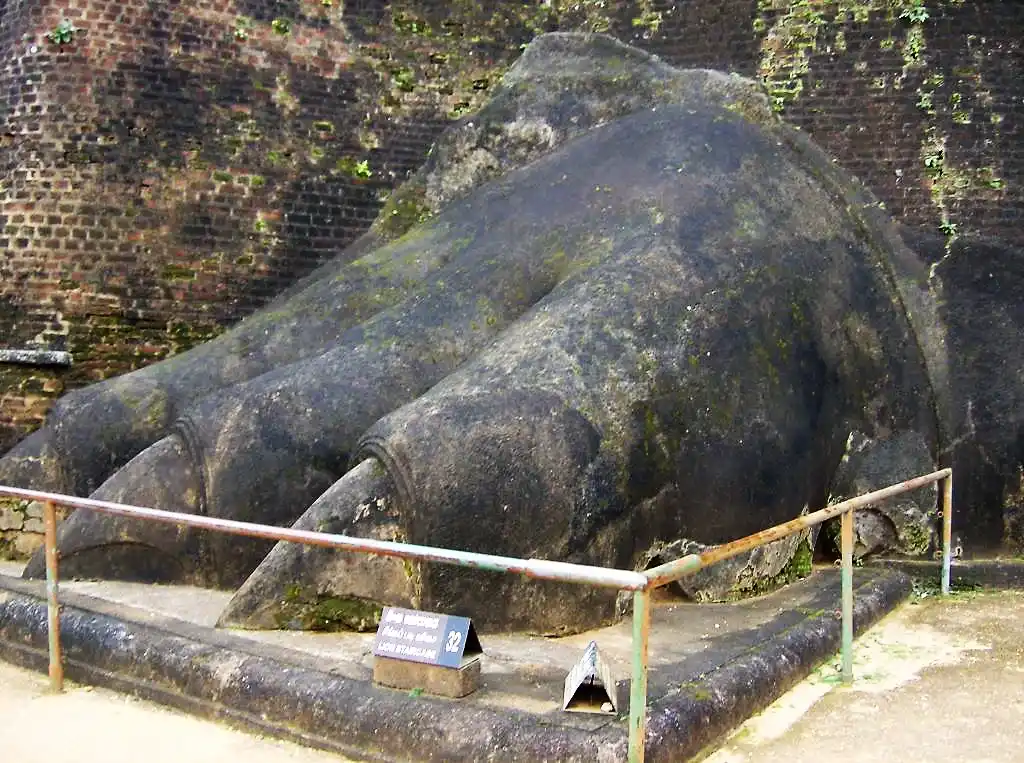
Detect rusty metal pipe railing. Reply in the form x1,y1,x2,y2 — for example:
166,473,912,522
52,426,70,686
0,468,954,763
941,474,954,594
630,467,952,762
0,485,647,593
629,588,651,759
840,508,855,683
643,469,952,588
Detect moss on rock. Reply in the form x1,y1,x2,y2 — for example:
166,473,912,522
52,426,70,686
275,585,383,632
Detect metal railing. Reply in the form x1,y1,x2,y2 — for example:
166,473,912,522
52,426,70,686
0,467,953,763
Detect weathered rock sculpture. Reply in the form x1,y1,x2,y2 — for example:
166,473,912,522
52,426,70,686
1,34,1020,633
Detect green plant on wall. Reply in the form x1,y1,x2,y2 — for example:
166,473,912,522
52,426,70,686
898,0,930,23
271,18,292,35
980,167,1003,190
921,128,961,241
233,16,252,41
896,0,934,75
391,66,416,92
754,0,827,112
46,19,78,45
752,0,1002,247
353,160,372,178
337,157,373,179
915,73,942,114
392,10,429,35
632,8,664,35
902,25,926,69
754,1,944,112
949,91,971,124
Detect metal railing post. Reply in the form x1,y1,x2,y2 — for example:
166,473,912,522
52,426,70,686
941,473,954,595
43,500,63,692
840,508,854,684
628,588,651,763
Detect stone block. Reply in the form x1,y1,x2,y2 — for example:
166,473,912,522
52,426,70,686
0,509,21,532
13,532,43,559
22,517,44,533
373,655,481,698
20,501,45,533
0,502,24,531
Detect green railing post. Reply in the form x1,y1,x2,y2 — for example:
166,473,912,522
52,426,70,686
840,508,854,684
628,588,651,763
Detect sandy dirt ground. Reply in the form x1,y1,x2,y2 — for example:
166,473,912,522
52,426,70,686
0,660,352,763
703,589,1024,763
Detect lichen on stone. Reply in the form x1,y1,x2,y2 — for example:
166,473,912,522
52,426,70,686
275,585,383,632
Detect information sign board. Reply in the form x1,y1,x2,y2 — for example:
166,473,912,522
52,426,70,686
373,606,482,669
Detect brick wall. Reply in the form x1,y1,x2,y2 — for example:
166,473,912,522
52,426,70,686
0,0,534,451
1,0,1022,456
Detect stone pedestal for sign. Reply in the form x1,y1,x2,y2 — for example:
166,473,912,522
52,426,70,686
373,655,482,698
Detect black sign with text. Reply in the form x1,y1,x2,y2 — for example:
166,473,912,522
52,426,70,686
373,606,481,668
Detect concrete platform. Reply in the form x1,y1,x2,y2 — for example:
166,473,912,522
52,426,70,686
0,562,911,762
705,589,1024,763
871,556,1024,590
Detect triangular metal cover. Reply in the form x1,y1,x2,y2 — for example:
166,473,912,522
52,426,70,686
462,621,483,663
562,640,618,714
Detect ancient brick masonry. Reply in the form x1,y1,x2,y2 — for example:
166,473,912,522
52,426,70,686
0,498,56,558
0,0,503,452
0,0,1022,458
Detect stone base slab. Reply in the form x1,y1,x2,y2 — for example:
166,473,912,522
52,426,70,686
374,655,482,698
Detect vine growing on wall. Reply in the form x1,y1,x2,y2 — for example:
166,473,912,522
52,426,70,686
754,0,939,113
45,19,79,46
912,29,1006,249
755,0,826,112
753,0,1005,245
